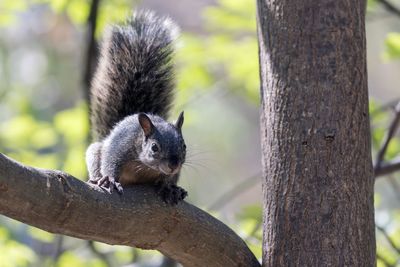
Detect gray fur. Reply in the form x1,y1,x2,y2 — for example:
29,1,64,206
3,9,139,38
90,10,179,140
98,114,185,180
86,142,102,181
86,11,187,204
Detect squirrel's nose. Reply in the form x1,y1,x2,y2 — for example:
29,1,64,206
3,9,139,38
168,155,180,172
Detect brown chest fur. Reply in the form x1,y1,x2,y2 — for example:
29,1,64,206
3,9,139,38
119,161,161,185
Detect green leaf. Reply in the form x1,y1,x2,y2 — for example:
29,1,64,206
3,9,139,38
0,239,36,267
177,35,213,93
385,138,400,160
204,8,256,32
248,242,262,261
367,0,377,12
63,145,86,179
66,0,90,24
0,0,27,11
384,33,400,60
114,246,136,263
204,0,256,32
237,204,262,222
28,227,55,243
0,13,17,26
375,193,381,208
390,227,400,249
32,154,59,169
57,251,107,267
0,227,10,242
371,127,386,150
96,0,132,35
30,126,58,149
376,227,399,265
58,251,85,267
53,104,89,145
0,115,39,147
49,0,69,13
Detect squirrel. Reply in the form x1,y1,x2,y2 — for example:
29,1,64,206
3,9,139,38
85,11,187,204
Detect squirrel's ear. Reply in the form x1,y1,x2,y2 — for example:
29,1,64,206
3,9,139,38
175,111,184,130
138,113,154,137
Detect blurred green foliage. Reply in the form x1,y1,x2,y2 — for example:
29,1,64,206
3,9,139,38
179,0,259,103
0,0,399,266
0,227,36,267
384,33,400,60
235,205,262,259
0,0,135,30
372,99,400,267
0,0,263,265
0,103,88,176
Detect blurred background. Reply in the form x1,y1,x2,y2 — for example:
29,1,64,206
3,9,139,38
0,0,399,266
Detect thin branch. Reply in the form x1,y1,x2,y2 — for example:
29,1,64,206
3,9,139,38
376,225,400,255
370,97,400,117
160,256,178,267
88,241,112,267
377,0,400,18
208,173,260,211
131,248,140,263
83,2,101,256
376,253,395,267
52,235,64,261
0,153,260,267
374,102,400,175
375,158,400,178
244,221,262,243
83,0,101,103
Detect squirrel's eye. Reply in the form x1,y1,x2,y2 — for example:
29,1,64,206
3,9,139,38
151,143,159,152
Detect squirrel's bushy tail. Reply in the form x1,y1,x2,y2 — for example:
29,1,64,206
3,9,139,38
90,11,179,140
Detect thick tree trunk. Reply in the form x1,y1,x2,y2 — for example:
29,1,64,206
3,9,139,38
257,0,375,266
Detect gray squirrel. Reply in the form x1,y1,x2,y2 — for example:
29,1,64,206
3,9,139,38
85,11,187,204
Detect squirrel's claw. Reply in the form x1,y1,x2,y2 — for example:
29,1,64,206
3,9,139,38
87,179,97,184
157,183,187,205
97,176,123,194
114,181,123,194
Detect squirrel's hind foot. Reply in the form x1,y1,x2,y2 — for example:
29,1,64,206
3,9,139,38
157,183,187,205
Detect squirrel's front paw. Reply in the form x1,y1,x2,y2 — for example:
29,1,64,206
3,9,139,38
97,176,123,194
157,184,187,205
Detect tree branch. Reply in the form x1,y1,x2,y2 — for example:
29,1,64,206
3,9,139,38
374,102,400,177
83,0,100,104
87,241,112,267
208,173,260,211
375,158,400,178
377,0,400,18
376,225,400,255
376,253,395,267
0,153,260,267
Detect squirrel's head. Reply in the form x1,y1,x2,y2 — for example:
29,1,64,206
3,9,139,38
138,112,186,175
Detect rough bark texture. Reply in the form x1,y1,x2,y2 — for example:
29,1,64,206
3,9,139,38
257,0,375,266
0,153,260,267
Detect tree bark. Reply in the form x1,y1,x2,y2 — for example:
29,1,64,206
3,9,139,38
257,0,375,266
0,153,260,267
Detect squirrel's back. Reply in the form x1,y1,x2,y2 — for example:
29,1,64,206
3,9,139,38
90,11,179,140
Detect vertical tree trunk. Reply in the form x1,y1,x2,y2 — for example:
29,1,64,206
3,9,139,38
256,0,375,266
